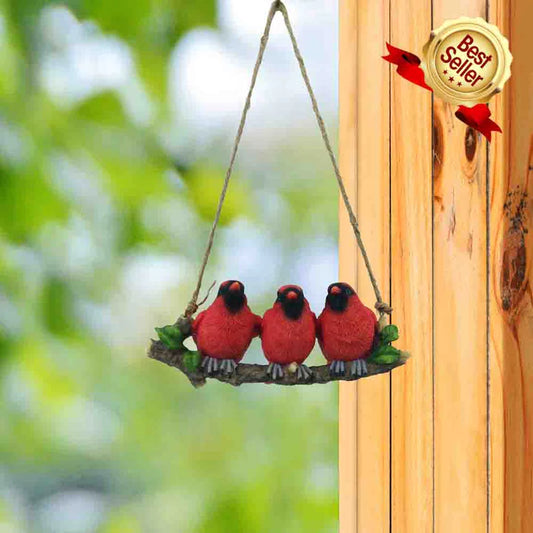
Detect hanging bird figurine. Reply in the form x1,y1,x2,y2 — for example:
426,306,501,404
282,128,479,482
192,280,261,375
317,282,378,377
261,285,316,380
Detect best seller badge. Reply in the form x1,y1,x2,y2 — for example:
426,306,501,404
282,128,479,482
383,17,512,140
422,17,512,106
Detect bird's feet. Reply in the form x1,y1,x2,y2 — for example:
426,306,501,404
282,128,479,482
201,356,219,375
219,358,237,376
329,360,346,377
201,356,237,376
350,359,368,377
267,363,284,380
297,364,312,381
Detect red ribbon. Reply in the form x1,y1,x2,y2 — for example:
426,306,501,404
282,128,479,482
382,43,432,91
455,104,501,142
382,42,501,141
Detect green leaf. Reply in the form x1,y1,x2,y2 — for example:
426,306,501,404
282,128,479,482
155,325,185,350
368,345,402,365
183,351,201,372
156,325,200,369
379,324,399,344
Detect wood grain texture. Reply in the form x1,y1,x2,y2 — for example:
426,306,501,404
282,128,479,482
389,0,434,531
338,1,359,530
432,1,489,531
353,1,391,532
339,0,532,530
488,0,533,531
338,0,391,531
487,5,508,532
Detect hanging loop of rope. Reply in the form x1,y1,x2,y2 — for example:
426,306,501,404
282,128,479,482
179,0,392,326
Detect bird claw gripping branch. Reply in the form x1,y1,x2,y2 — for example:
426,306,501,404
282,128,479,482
150,283,407,389
149,334,408,388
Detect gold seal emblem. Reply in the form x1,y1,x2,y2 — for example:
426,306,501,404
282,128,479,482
422,17,512,106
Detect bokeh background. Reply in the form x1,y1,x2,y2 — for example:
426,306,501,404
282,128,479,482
0,0,340,531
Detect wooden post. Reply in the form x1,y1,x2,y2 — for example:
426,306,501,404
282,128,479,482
488,1,533,531
339,0,390,531
338,0,533,531
390,1,433,532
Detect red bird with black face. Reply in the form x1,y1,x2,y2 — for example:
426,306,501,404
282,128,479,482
261,285,316,380
192,280,261,375
317,282,378,377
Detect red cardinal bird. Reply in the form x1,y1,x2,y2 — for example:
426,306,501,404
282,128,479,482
192,280,261,375
317,282,378,377
261,285,316,380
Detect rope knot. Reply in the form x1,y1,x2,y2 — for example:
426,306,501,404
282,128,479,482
375,301,393,315
184,301,199,319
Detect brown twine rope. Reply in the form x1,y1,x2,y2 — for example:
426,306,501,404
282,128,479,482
180,0,392,325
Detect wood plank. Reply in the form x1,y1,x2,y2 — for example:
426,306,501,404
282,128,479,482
338,0,391,531
338,0,359,530
486,5,508,532
488,0,533,531
389,0,434,531
432,1,489,531
353,0,391,530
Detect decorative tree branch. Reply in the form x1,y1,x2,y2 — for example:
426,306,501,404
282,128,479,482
148,339,409,389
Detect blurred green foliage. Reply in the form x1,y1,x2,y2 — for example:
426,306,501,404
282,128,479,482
0,0,338,531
